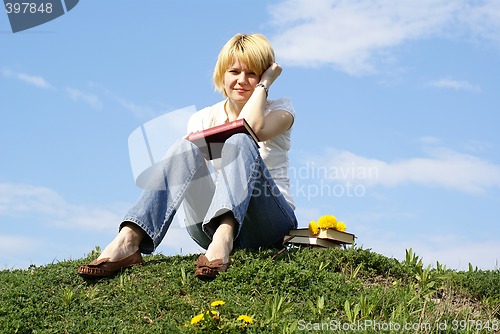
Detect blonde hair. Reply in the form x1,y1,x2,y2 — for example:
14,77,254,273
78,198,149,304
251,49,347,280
213,33,275,97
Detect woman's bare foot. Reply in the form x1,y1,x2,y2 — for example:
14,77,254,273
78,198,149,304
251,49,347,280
98,223,144,261
204,213,235,263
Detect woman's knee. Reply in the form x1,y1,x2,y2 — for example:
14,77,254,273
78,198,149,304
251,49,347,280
225,133,255,147
161,139,207,167
222,134,257,159
168,138,196,156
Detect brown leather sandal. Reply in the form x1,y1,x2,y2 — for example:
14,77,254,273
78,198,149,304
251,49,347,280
194,255,230,281
77,250,143,278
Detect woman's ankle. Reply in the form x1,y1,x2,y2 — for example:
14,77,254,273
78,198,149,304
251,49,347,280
120,222,145,246
205,227,233,263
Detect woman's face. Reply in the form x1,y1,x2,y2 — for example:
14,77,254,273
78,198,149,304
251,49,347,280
223,58,260,104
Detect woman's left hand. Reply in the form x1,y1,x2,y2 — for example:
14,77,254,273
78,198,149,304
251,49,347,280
259,63,282,88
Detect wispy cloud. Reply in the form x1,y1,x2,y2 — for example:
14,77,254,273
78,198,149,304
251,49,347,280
363,228,500,270
87,82,166,120
1,67,53,89
299,145,500,195
90,83,154,119
0,234,41,254
1,67,167,119
0,182,202,267
268,0,500,74
0,183,127,232
428,78,481,92
1,67,105,109
113,95,156,119
65,87,104,110
0,234,44,269
0,183,66,217
459,0,500,44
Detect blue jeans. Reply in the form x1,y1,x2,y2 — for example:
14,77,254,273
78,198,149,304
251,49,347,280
122,133,297,254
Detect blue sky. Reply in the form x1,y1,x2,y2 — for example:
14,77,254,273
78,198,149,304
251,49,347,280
1,0,499,270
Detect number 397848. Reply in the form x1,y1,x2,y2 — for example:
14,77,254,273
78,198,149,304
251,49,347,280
5,2,53,14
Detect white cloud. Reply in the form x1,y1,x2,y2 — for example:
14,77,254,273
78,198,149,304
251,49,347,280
1,67,105,108
428,78,481,92
89,82,177,121
299,146,500,194
267,0,500,74
0,180,211,262
0,182,203,267
458,0,500,44
417,136,442,146
0,183,66,217
361,231,500,270
97,86,158,120
115,95,155,119
0,234,44,269
0,183,127,232
0,234,41,254
1,67,53,89
66,87,103,109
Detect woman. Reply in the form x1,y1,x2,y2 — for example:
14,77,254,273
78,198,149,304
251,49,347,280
78,33,297,280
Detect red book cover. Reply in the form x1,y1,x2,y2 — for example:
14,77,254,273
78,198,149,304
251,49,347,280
187,118,260,160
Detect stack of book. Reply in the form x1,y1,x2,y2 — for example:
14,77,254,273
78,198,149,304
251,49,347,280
283,228,355,248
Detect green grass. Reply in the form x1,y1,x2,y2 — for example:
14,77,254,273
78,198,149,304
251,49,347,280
1,246,499,333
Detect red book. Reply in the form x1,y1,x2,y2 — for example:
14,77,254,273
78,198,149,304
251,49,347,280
187,118,260,160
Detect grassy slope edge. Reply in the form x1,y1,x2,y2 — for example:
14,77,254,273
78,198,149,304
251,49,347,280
0,246,499,333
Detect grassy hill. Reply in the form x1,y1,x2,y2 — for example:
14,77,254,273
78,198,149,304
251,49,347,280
1,246,499,333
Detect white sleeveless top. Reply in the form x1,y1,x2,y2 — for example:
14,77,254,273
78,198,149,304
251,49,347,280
187,97,295,209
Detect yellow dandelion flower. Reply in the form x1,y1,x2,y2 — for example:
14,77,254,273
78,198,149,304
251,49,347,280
210,300,225,307
317,215,337,229
237,314,254,324
308,220,319,235
206,310,219,320
190,313,204,325
336,221,346,232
